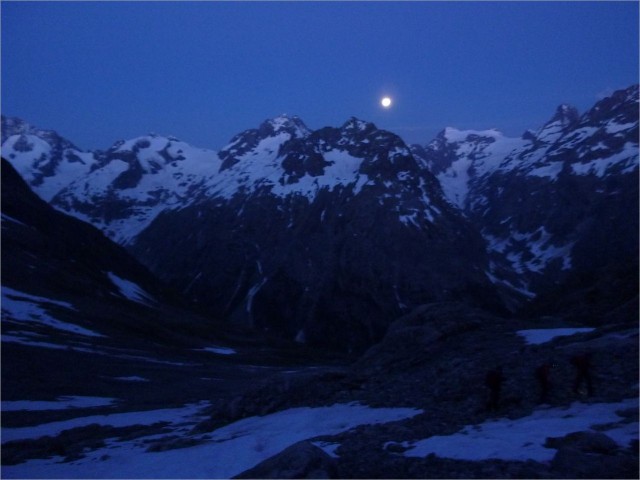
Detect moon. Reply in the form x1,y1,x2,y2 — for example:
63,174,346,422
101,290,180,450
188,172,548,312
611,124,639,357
381,96,392,108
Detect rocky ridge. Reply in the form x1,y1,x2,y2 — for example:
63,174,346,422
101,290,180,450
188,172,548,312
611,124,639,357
411,85,639,311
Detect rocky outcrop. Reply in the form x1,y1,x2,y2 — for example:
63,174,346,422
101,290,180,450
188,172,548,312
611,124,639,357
547,431,638,478
234,441,338,479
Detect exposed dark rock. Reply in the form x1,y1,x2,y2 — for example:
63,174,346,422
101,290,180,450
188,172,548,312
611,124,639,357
234,440,338,479
545,430,619,454
550,438,638,479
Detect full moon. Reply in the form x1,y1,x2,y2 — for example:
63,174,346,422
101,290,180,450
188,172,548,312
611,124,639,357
381,96,392,108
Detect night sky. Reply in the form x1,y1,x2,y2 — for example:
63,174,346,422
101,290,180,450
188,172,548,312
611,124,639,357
2,1,638,151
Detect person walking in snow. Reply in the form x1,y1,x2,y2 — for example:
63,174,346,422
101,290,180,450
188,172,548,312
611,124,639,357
535,362,553,403
571,352,593,396
485,366,504,411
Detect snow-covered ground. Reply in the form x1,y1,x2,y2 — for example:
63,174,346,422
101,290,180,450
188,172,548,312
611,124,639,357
516,327,596,345
196,345,237,355
1,402,210,443
5,394,637,479
1,396,118,412
396,398,638,463
107,272,156,306
1,287,103,338
2,402,421,479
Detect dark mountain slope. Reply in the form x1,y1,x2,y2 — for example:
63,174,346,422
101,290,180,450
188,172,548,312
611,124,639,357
3,157,338,414
411,85,639,316
130,119,503,353
1,157,217,345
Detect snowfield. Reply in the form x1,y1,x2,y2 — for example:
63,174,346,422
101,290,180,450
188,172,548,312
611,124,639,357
107,272,156,306
397,398,638,462
1,287,104,338
2,403,421,479
196,345,237,355
3,396,637,478
516,327,596,345
1,402,210,443
1,396,118,412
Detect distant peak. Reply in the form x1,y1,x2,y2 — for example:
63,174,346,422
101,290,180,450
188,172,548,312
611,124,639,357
261,114,311,137
534,103,580,141
145,132,180,142
522,129,537,141
441,127,503,143
547,104,580,127
341,117,377,133
1,115,80,151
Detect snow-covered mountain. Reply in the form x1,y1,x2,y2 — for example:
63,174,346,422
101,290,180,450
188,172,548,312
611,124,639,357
51,134,220,244
1,116,95,201
3,89,637,480
411,84,639,311
0,157,214,346
130,116,497,352
2,85,638,348
1,117,221,244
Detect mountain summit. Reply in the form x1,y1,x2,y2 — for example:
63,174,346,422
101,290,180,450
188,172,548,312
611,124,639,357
129,116,497,352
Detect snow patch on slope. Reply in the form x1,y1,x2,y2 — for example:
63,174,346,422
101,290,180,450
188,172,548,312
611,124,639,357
1,396,118,412
1,287,103,338
107,272,155,306
207,139,372,201
398,398,637,462
484,227,574,275
2,403,422,479
435,129,526,209
517,327,596,345
54,137,220,244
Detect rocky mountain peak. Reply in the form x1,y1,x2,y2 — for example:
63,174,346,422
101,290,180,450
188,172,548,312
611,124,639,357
1,115,80,152
1,115,94,201
340,117,377,135
1,115,29,143
332,118,410,162
534,104,580,143
218,115,311,171
550,104,580,126
261,114,311,138
582,84,639,127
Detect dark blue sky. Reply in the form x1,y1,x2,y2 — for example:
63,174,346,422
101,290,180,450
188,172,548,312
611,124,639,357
2,1,638,151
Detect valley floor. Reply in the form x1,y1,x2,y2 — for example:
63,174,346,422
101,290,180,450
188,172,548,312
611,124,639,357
2,316,638,479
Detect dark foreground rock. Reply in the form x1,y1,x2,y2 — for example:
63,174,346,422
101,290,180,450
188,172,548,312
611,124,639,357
234,440,338,479
548,431,638,479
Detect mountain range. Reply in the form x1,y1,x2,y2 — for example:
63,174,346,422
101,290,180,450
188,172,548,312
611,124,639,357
2,84,638,352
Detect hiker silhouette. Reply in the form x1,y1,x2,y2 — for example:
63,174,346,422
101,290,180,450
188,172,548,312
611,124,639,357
535,362,553,403
571,352,594,396
485,367,504,411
